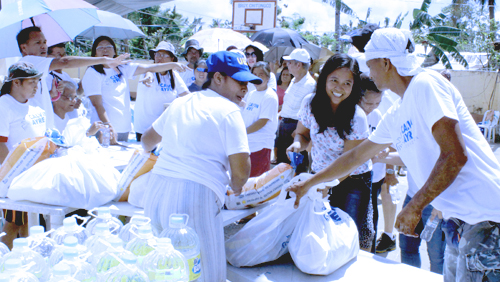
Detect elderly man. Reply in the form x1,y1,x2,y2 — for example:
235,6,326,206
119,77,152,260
276,48,316,164
288,28,500,281
180,39,203,87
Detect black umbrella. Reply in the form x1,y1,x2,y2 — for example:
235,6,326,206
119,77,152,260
250,28,309,48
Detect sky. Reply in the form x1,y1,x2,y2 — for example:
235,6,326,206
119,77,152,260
160,0,464,34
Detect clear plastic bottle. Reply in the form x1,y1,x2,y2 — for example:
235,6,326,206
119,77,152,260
141,237,189,282
52,217,90,245
47,263,79,282
389,185,401,204
86,207,123,235
59,248,96,281
0,233,10,258
49,236,89,267
1,259,39,282
101,125,111,148
119,213,159,243
160,214,202,282
125,225,156,263
94,236,133,278
85,223,117,262
420,216,442,242
28,225,57,260
0,238,48,281
104,254,148,282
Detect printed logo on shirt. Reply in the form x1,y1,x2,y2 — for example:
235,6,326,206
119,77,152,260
395,119,415,150
28,112,46,126
159,83,173,92
245,103,259,111
370,125,376,133
110,75,121,83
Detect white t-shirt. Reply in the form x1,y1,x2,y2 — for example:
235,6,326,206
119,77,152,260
180,67,195,88
367,109,385,183
247,72,277,93
280,73,316,120
82,63,138,133
241,88,279,152
369,69,500,224
45,70,78,92
18,56,54,130
0,94,47,152
298,94,372,174
134,71,188,134
152,89,250,203
378,90,400,116
53,114,70,134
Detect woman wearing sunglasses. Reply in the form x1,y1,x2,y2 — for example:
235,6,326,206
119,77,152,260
244,44,277,93
188,59,208,92
134,41,189,142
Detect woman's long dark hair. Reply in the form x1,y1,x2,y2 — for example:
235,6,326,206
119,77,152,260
245,45,264,62
277,67,293,86
90,36,122,76
154,50,177,91
310,53,362,139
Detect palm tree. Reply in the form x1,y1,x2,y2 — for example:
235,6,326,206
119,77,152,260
478,0,496,21
322,0,356,51
411,0,468,69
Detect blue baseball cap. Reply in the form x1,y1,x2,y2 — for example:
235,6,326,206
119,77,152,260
207,51,263,84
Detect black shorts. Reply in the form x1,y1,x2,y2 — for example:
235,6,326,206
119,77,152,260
3,209,27,226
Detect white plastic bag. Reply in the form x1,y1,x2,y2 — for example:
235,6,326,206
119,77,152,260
127,171,152,208
62,116,91,147
7,150,120,209
289,189,359,275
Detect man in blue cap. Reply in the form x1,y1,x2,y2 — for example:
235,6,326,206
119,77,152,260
140,51,262,282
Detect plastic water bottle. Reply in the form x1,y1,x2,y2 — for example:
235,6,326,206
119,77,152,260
1,259,39,282
101,125,111,148
28,226,57,260
85,223,117,262
49,236,88,267
389,185,401,204
160,214,202,282
104,254,148,282
47,263,79,282
125,225,156,263
52,217,90,245
119,213,159,243
86,207,123,235
141,237,189,282
420,216,442,242
95,236,133,277
59,248,96,281
0,238,48,280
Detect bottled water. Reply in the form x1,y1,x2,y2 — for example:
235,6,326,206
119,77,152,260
101,125,111,147
125,225,156,263
160,214,202,282
0,238,48,280
59,248,96,281
49,236,88,267
85,223,117,263
52,217,90,245
0,233,10,258
141,237,189,282
389,185,401,204
28,225,57,260
420,216,442,242
47,263,79,282
86,207,123,235
95,236,133,278
1,259,39,282
119,213,159,243
104,254,148,282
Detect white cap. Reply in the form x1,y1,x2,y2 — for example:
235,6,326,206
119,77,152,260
283,49,310,64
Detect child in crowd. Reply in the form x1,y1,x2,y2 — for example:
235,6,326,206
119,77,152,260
188,60,208,92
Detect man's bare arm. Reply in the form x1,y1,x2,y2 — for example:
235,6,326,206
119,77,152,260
49,54,129,71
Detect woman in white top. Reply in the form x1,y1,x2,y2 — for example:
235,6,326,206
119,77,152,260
241,62,279,176
82,36,186,143
0,62,47,248
134,41,189,141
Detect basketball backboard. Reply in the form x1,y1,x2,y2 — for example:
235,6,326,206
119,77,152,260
232,0,276,33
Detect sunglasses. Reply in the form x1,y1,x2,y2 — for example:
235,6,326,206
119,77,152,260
245,52,257,58
96,45,114,51
196,67,207,72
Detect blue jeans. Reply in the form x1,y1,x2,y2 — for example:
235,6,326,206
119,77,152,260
399,194,446,274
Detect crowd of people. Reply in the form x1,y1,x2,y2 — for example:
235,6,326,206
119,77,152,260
0,24,499,282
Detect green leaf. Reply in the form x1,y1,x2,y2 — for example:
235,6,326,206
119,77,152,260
429,26,461,36
430,45,452,69
420,0,432,12
428,33,458,48
413,8,423,19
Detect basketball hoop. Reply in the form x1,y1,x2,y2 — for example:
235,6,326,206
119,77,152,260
232,0,277,33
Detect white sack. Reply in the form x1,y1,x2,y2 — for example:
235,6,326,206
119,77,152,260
127,171,152,208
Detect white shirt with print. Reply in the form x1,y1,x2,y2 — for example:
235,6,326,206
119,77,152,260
179,67,195,88
367,109,385,183
280,73,316,120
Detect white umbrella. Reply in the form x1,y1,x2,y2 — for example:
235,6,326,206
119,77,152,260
77,10,145,39
264,44,333,62
187,28,268,53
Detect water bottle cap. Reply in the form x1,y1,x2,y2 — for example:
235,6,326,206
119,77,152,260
137,225,152,235
130,215,148,224
30,225,45,235
109,237,123,248
121,253,137,264
63,236,78,247
13,238,28,248
5,259,22,270
157,237,172,248
95,223,109,232
53,263,71,276
98,207,111,217
63,248,78,258
169,214,188,228
63,217,77,229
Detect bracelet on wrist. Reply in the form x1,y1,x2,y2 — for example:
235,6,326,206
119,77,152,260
386,168,395,174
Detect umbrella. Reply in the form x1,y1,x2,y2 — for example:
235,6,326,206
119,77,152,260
187,28,268,53
250,28,309,48
84,0,174,16
77,10,146,40
264,44,334,61
0,0,99,58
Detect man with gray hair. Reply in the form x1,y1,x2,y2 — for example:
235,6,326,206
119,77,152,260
287,28,500,281
276,49,315,165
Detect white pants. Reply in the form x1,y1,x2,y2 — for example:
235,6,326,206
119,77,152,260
143,173,226,282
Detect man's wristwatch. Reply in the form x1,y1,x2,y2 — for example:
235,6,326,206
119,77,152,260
386,169,395,174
